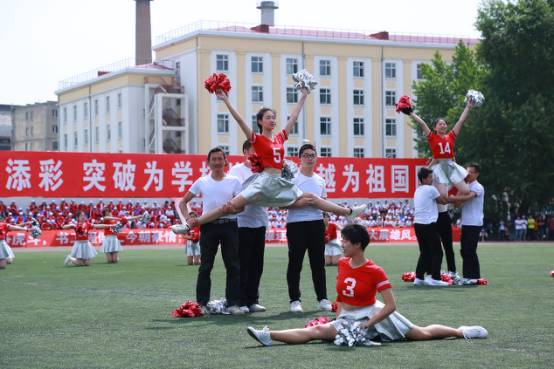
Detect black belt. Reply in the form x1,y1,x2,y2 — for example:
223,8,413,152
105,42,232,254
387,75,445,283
210,218,237,225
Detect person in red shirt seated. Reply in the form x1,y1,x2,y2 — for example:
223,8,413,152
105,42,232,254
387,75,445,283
62,211,98,267
323,212,342,266
246,224,488,346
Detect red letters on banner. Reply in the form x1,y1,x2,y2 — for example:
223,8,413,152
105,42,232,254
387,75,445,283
0,152,427,199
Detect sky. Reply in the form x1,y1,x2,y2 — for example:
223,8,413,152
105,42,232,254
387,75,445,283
0,0,483,105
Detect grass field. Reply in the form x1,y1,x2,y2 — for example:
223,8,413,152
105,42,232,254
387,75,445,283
1,243,553,369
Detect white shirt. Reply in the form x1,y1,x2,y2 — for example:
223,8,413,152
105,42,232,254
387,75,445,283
461,180,484,226
413,184,440,224
188,174,242,220
229,163,268,228
287,172,326,224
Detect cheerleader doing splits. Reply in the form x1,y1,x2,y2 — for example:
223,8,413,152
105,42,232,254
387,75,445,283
405,98,475,197
63,211,98,267
173,87,366,233
0,219,30,269
247,224,488,347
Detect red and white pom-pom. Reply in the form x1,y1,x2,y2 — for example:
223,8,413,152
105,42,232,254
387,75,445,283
304,316,332,328
401,272,416,282
172,300,204,318
440,273,453,285
204,73,231,94
476,278,488,285
395,95,413,114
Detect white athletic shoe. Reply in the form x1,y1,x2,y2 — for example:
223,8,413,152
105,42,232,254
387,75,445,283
413,277,426,286
227,305,245,315
462,278,479,285
425,278,449,287
247,326,272,346
171,223,190,234
346,204,367,222
239,306,250,314
248,303,266,313
317,299,333,311
64,255,74,266
459,325,488,339
290,300,303,313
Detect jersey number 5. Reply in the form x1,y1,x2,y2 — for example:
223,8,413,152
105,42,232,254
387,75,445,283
342,277,357,297
272,147,282,163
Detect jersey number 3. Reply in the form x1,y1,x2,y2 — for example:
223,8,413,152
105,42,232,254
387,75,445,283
342,277,357,297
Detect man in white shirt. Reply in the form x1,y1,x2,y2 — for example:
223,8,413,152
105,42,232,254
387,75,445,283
229,140,268,314
448,163,485,284
285,144,333,312
413,167,449,287
178,147,243,314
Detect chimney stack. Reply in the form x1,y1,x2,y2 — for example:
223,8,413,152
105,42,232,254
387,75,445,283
135,0,153,65
257,1,278,27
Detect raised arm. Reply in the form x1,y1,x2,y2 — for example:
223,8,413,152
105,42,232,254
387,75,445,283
409,112,431,137
452,100,474,136
284,88,309,134
8,224,29,232
216,90,253,139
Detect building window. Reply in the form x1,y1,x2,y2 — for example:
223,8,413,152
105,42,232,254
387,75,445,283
385,148,397,158
320,147,332,157
73,105,77,122
84,129,89,145
286,58,298,75
251,86,263,103
251,56,263,73
320,117,331,135
63,107,67,123
25,127,29,137
63,134,68,149
416,63,424,79
52,141,58,150
319,88,331,104
117,93,122,109
216,54,229,71
287,146,299,157
319,60,331,76
25,111,29,121
217,114,229,133
30,126,34,137
84,102,88,119
219,145,230,156
118,121,123,139
385,91,396,106
94,99,98,116
353,147,365,158
73,132,78,148
107,124,111,140
52,125,58,134
251,114,258,133
353,118,364,136
353,61,364,77
353,89,365,105
30,111,34,121
385,62,396,78
95,127,99,144
287,116,299,135
105,96,110,113
385,118,397,137
52,109,58,118
286,87,298,104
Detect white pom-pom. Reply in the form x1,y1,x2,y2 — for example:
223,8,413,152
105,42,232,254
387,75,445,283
292,69,318,92
465,89,485,106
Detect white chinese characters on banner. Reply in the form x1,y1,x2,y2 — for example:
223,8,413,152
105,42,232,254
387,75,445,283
143,161,163,191
366,164,386,193
341,164,360,193
113,160,136,191
391,165,409,193
83,160,106,191
171,161,193,192
199,161,210,177
316,163,336,193
5,159,31,191
38,159,64,192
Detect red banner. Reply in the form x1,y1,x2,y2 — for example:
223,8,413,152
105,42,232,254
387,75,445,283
0,151,427,199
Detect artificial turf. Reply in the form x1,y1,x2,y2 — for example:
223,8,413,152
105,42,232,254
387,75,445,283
1,243,553,369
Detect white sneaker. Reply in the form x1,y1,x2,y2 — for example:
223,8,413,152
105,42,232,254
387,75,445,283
171,224,190,234
413,277,426,286
64,255,74,266
317,299,333,311
247,326,272,346
425,278,449,287
290,300,303,313
239,306,250,314
459,325,488,339
346,204,367,222
248,303,266,313
462,278,478,285
227,305,245,315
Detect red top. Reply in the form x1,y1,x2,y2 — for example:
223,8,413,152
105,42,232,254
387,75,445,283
190,226,200,243
335,257,392,307
75,222,92,241
428,131,456,159
250,129,288,170
103,219,117,236
0,222,8,240
325,223,338,243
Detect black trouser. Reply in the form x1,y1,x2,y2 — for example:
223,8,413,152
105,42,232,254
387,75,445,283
460,225,481,279
196,221,240,306
286,220,327,302
414,222,443,280
436,211,456,273
238,226,266,306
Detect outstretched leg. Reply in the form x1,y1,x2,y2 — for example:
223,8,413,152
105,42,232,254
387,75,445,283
271,324,337,344
293,193,366,218
405,324,462,340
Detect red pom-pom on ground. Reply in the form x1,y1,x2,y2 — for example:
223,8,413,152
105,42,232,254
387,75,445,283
172,300,204,318
440,273,453,285
401,272,416,282
550,270,554,277
204,73,231,94
304,316,332,328
476,278,488,285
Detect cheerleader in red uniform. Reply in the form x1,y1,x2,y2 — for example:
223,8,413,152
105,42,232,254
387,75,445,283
247,224,488,347
99,209,141,264
183,212,201,265
63,211,97,267
0,217,30,268
173,85,366,233
323,213,342,266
